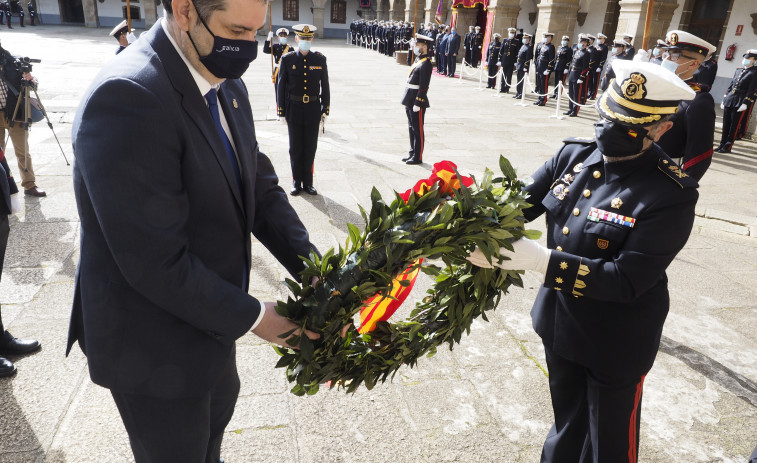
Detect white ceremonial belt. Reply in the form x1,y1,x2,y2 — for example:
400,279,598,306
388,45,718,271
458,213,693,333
406,84,420,89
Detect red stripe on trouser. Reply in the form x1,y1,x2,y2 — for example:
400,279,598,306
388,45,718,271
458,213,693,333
418,109,424,161
628,374,646,463
576,81,584,115
682,148,713,170
733,110,747,141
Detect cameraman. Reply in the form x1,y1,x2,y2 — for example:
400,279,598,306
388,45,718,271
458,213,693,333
0,43,45,197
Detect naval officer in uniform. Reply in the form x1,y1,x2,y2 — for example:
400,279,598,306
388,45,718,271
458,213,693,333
401,33,433,165
264,27,291,106
277,24,330,195
469,60,697,463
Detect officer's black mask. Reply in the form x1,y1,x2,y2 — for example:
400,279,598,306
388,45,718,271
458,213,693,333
186,1,258,80
594,118,654,158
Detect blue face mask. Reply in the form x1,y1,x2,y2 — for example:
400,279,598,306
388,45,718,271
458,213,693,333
561,40,568,46
413,46,421,55
653,48,660,56
744,58,754,67
298,40,312,52
612,47,619,54
279,37,287,45
451,31,456,35
522,38,528,44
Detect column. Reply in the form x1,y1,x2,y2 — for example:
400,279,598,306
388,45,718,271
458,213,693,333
144,0,159,29
82,0,98,27
486,0,520,35
312,0,326,38
617,0,679,48
533,0,581,43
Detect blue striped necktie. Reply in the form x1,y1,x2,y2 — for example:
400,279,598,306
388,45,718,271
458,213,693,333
205,88,242,192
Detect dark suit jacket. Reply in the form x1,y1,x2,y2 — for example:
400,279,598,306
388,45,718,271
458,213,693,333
446,33,461,56
67,22,316,399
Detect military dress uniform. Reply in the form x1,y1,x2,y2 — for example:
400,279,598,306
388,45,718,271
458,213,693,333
471,29,483,67
463,28,473,65
498,28,519,93
513,35,533,98
401,34,433,165
717,49,757,153
656,30,717,181
565,37,590,116
277,25,330,195
486,35,502,88
263,28,292,106
533,33,556,106
552,36,573,98
474,60,698,463
587,34,607,99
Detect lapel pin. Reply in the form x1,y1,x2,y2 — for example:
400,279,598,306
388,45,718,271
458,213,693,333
232,99,238,108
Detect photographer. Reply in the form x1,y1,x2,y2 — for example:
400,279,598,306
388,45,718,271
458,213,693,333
0,43,45,197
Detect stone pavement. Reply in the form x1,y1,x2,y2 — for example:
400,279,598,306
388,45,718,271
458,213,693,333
0,25,756,462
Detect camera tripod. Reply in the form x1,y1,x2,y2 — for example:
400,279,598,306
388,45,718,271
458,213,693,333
5,77,70,175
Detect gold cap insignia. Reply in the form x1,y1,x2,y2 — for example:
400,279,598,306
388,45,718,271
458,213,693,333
303,25,310,33
620,72,647,101
669,33,678,46
611,197,623,209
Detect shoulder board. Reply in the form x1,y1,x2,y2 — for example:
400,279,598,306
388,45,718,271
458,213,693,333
282,50,295,58
563,137,596,145
657,158,698,189
313,51,324,57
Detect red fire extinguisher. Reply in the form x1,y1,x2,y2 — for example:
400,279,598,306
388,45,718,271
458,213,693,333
725,43,737,61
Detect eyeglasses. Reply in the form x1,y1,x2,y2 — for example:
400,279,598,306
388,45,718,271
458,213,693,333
662,51,698,62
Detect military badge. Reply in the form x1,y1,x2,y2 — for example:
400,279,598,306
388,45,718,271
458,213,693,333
573,163,584,173
597,239,609,249
610,197,623,209
587,207,636,228
552,184,569,200
620,72,647,100
669,32,678,46
232,99,238,109
562,173,574,184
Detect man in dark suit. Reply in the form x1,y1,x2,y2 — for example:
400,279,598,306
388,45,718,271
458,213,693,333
445,27,461,78
0,147,40,377
401,34,433,165
470,60,697,463
277,24,330,196
68,0,320,460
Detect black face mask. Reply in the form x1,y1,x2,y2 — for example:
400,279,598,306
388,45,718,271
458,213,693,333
186,5,258,80
594,119,652,158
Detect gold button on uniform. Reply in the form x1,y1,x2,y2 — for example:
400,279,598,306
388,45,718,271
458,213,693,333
573,208,580,216
304,86,307,89
583,189,591,198
304,72,308,75
562,226,570,235
304,80,307,82
593,170,601,179
556,246,563,251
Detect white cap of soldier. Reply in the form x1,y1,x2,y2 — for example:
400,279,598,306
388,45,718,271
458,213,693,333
507,27,517,33
745,49,757,59
109,19,133,38
292,24,317,39
597,59,695,127
597,33,607,40
276,27,290,36
664,30,716,57
493,33,502,39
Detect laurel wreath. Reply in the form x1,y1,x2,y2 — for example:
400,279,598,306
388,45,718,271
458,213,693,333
273,157,539,395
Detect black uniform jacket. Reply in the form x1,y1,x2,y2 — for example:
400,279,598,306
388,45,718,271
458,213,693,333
263,40,292,65
657,82,715,181
486,41,501,66
524,140,698,377
568,47,590,83
401,54,432,108
534,42,556,73
554,45,573,73
498,38,519,66
68,22,317,398
722,66,757,109
277,49,330,117
515,43,534,71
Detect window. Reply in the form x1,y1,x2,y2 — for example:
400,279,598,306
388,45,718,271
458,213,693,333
331,0,346,24
283,0,299,21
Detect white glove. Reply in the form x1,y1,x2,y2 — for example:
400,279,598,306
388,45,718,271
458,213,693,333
9,193,21,214
126,32,137,44
543,70,550,75
467,238,551,275
720,102,725,110
596,68,601,72
577,79,583,84
496,61,501,66
563,69,568,74
633,49,650,62
737,103,747,112
267,31,274,41
413,105,421,112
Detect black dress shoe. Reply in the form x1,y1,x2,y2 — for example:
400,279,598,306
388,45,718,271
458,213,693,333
304,186,318,195
24,186,46,197
720,142,732,153
568,112,577,117
563,110,573,115
0,331,41,355
0,356,16,377
513,94,522,99
402,155,413,162
290,187,301,196
405,158,422,165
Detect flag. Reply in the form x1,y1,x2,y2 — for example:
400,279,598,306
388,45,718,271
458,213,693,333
435,0,443,24
358,161,474,333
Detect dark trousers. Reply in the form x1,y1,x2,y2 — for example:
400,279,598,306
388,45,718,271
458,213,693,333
487,64,498,88
0,214,8,332
500,63,515,92
536,71,550,102
515,67,526,95
439,53,446,74
446,54,457,77
540,345,646,463
111,348,240,463
553,70,567,95
720,106,748,147
587,68,597,98
405,106,426,161
286,104,320,188
568,80,584,114
471,49,480,67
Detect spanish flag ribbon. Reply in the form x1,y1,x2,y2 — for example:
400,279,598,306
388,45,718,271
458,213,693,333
358,161,473,334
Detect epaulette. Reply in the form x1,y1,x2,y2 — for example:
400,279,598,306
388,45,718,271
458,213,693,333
281,50,295,59
312,51,324,57
657,158,698,189
562,136,596,145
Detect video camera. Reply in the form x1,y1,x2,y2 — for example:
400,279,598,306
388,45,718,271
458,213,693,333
14,56,41,74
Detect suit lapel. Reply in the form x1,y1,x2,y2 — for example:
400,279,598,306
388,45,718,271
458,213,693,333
148,24,245,213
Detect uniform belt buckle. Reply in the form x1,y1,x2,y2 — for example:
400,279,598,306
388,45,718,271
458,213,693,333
302,94,310,104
